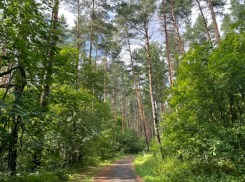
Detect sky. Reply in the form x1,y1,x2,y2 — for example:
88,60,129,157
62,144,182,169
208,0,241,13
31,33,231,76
58,0,231,64
60,4,75,27
59,1,231,28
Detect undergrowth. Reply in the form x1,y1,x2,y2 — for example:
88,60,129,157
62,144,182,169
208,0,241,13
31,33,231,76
133,153,161,182
134,152,245,182
0,154,130,182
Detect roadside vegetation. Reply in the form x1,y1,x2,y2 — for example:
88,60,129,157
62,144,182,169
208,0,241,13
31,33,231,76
1,0,245,181
134,31,245,182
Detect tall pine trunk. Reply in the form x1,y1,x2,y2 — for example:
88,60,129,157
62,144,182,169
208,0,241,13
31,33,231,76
196,0,212,43
75,0,80,84
126,29,149,152
38,0,59,169
76,0,80,51
113,89,117,122
127,100,129,129
121,86,124,135
89,0,95,63
162,0,173,84
169,0,185,56
207,0,220,44
41,0,59,107
103,54,107,102
143,19,162,151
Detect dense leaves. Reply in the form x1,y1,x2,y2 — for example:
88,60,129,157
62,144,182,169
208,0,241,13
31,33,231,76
157,32,245,181
1,0,245,181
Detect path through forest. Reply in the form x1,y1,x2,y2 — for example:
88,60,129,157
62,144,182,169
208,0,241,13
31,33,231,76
93,156,144,182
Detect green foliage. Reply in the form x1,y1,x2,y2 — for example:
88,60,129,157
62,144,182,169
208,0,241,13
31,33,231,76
183,15,215,45
134,153,161,182
157,32,245,180
117,127,145,154
230,0,245,31
0,169,69,182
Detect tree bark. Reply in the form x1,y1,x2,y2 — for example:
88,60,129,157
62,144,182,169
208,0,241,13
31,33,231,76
37,0,59,170
41,0,59,107
76,0,80,51
8,117,18,175
168,0,185,56
103,54,107,102
126,28,149,152
207,0,220,44
113,89,117,122
8,65,26,175
89,0,95,63
127,100,129,129
75,0,80,85
128,101,131,128
121,87,124,135
94,41,98,71
143,19,162,151
136,106,139,135
162,1,173,84
196,0,212,43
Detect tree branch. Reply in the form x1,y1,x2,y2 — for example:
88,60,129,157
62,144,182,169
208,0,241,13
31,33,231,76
0,67,19,77
0,84,16,88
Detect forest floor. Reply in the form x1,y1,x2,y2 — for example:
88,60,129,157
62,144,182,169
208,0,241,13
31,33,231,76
92,156,144,182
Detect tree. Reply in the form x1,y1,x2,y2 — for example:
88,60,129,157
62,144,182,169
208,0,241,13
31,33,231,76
207,0,221,43
117,0,163,151
195,0,212,43
183,15,215,45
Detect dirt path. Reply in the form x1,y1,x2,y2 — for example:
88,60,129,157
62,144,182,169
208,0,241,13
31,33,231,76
93,156,144,182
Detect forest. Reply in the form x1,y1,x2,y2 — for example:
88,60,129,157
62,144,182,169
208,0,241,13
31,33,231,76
0,0,245,181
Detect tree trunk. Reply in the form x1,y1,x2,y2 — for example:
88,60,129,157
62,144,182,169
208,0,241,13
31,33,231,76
8,65,26,175
196,0,212,43
134,98,137,131
143,19,162,151
136,107,139,135
126,29,149,152
75,0,80,85
41,0,59,107
113,89,117,122
128,101,131,128
38,0,59,170
121,87,124,135
94,41,97,71
168,0,185,56
103,54,107,102
76,0,80,51
92,41,98,105
162,0,173,84
160,103,165,117
207,0,220,44
89,0,95,63
8,117,18,175
127,100,129,129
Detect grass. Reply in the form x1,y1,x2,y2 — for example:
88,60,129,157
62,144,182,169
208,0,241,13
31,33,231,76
133,153,161,182
68,154,131,182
